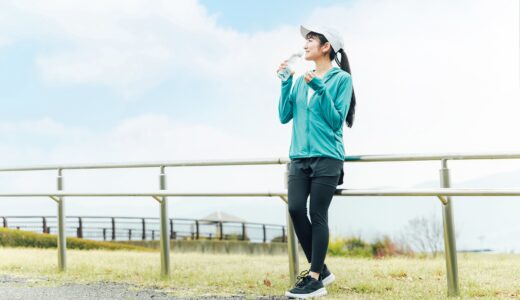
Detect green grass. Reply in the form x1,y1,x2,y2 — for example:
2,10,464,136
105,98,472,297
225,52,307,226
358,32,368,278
1,247,520,299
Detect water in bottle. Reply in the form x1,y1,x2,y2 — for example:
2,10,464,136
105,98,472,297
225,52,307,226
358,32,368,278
277,51,304,82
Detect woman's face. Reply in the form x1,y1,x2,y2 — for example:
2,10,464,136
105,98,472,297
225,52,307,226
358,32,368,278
303,35,329,61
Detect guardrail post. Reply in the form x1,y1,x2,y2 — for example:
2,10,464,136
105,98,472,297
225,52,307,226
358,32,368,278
159,166,171,277
440,159,459,297
242,222,246,241
284,163,299,285
111,217,116,241
262,224,266,243
77,217,83,238
2,217,6,228
195,220,199,240
57,169,66,271
170,219,174,239
42,217,47,233
141,218,146,240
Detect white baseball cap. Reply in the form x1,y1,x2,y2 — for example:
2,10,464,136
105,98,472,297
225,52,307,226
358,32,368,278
300,25,344,52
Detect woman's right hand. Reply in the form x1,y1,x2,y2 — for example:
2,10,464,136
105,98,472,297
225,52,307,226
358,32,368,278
276,60,295,75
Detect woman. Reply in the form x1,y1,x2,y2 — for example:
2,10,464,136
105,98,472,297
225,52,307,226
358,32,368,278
277,25,355,299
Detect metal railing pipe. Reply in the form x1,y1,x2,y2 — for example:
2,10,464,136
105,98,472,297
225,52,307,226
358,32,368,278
0,158,289,172
2,151,520,172
345,152,520,162
3,189,520,197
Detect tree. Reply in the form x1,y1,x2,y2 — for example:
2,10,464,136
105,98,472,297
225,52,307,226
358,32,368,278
401,213,443,257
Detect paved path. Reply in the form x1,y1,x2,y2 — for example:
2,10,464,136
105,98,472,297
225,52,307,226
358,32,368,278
0,275,288,300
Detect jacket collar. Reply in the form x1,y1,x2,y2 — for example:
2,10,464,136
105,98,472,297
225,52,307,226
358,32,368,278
310,66,341,83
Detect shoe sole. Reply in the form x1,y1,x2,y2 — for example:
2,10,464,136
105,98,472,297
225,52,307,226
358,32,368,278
322,273,335,286
285,287,327,299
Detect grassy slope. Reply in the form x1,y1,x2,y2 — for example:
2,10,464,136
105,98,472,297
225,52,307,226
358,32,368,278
1,247,520,299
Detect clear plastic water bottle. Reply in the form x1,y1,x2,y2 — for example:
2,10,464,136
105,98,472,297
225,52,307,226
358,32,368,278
277,51,304,82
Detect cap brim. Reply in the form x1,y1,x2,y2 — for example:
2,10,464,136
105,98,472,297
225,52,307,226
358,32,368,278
300,25,312,39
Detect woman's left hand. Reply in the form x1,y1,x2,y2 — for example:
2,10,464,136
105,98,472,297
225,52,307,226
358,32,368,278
304,71,316,83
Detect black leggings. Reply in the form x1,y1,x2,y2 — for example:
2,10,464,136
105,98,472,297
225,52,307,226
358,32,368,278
287,157,343,273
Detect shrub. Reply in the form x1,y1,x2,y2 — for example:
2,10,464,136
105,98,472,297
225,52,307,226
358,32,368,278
223,233,250,241
0,228,153,251
328,236,373,258
328,235,413,258
270,235,285,243
372,235,399,258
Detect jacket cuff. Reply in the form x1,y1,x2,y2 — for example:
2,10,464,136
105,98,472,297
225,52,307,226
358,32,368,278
308,76,325,91
281,75,293,86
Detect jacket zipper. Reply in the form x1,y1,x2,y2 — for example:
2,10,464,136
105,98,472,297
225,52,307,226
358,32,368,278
306,103,310,155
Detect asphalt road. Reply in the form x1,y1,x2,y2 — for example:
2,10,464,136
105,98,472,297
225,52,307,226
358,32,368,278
0,275,288,300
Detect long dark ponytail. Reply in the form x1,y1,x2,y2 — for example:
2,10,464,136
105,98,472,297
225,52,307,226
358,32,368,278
333,49,356,128
306,32,356,128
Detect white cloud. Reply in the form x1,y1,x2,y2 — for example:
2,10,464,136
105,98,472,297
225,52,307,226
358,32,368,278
0,118,66,136
5,0,289,98
0,36,11,47
0,115,279,162
0,0,309,101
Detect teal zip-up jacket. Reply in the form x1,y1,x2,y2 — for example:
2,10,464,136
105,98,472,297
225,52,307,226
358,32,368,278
278,66,353,161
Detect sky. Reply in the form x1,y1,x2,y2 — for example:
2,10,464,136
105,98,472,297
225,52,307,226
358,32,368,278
0,0,520,251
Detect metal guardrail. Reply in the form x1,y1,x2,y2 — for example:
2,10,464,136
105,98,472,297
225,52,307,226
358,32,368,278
1,216,286,243
2,152,520,296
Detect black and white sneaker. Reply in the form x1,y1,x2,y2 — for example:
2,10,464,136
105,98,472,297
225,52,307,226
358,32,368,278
319,264,336,286
285,274,327,299
292,269,311,288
